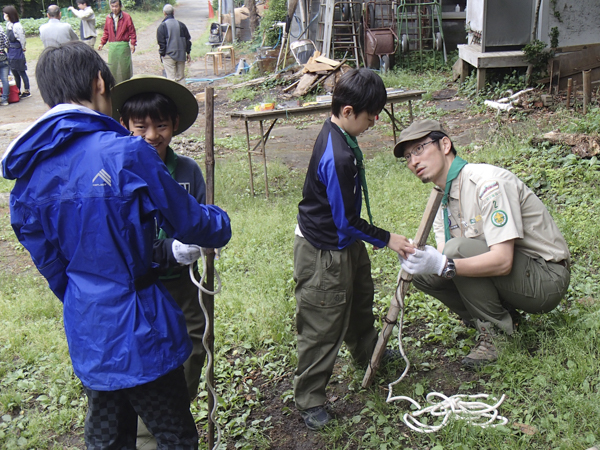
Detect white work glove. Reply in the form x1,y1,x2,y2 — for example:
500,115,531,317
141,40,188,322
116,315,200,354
172,240,202,265
400,245,447,276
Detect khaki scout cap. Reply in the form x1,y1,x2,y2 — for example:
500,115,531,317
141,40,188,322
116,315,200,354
393,119,448,157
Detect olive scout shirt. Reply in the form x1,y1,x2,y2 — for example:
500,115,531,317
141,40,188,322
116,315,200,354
433,163,570,263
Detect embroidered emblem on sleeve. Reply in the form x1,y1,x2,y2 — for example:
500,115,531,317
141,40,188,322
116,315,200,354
479,181,500,204
491,210,508,227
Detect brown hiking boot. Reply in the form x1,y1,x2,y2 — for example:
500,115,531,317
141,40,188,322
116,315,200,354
461,320,498,368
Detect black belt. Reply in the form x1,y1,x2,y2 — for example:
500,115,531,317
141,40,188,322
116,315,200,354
82,36,95,40
134,270,159,291
554,260,570,271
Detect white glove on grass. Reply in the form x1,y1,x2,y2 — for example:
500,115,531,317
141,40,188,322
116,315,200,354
401,245,447,276
172,240,202,265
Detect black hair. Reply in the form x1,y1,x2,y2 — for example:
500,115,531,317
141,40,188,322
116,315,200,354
36,41,115,108
109,0,122,5
75,0,90,6
331,68,387,118
3,5,19,23
428,131,457,155
119,92,179,130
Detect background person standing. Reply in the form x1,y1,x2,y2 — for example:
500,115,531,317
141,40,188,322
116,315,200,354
0,26,9,106
156,4,191,85
69,0,97,48
39,5,79,48
98,0,136,84
2,5,30,98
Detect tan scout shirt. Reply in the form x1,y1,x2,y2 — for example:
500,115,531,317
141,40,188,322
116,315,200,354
433,163,570,263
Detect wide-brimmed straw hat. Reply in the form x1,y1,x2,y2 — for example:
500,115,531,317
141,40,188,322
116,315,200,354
111,75,198,136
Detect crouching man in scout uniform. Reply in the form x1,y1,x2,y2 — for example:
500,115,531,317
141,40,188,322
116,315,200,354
394,119,571,367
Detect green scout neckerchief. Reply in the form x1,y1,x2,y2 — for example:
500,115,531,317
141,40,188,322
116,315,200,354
342,131,374,225
442,156,468,242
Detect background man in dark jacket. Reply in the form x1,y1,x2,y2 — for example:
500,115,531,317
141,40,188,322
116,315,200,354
157,4,191,85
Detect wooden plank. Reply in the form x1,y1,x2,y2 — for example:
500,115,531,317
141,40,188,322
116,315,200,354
477,68,486,92
294,73,321,96
458,44,529,69
314,55,339,66
303,62,337,73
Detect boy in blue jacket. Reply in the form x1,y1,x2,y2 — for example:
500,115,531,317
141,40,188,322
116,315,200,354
1,42,231,449
112,75,209,449
293,68,414,430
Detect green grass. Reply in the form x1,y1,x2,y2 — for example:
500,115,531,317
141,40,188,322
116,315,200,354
2,71,600,449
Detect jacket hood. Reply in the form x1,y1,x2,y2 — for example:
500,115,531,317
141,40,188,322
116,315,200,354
2,104,129,180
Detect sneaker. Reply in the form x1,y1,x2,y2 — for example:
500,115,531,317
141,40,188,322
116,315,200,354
461,335,498,368
20,90,31,98
299,406,330,431
461,321,498,368
0,100,8,106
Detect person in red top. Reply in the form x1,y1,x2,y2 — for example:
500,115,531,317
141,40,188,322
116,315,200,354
98,0,136,83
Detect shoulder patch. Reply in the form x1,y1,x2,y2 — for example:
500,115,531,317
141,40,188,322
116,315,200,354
479,181,499,200
491,210,508,227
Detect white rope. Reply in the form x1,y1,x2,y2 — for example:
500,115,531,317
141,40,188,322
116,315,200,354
189,247,222,450
384,269,508,433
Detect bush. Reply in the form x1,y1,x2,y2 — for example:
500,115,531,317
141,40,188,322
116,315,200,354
256,0,287,47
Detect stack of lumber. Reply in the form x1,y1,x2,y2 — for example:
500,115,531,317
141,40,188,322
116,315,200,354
285,52,351,97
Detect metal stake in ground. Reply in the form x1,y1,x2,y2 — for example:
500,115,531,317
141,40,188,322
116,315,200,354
362,187,443,389
204,86,216,448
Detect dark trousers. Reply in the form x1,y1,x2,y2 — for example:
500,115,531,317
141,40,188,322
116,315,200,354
10,68,29,91
83,366,198,450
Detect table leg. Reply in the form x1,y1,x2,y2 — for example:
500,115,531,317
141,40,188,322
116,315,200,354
408,100,414,123
245,120,254,196
390,103,396,144
259,120,269,199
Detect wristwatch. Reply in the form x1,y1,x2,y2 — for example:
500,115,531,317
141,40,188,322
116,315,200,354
440,258,456,279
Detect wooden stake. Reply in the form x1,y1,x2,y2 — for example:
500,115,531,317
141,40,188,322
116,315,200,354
204,86,216,449
566,78,573,108
362,187,444,389
583,70,592,114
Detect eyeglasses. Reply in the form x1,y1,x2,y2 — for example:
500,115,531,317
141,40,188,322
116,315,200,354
403,139,439,162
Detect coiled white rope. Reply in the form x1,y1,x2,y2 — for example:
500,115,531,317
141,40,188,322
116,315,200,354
385,269,508,433
189,247,222,450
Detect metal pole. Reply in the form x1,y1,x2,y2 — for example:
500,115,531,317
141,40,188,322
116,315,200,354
245,121,254,196
583,70,591,115
259,120,269,198
204,86,216,449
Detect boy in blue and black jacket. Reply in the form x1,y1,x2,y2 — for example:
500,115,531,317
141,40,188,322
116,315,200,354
293,68,415,430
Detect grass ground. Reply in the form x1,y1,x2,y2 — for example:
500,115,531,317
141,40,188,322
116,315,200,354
1,58,600,449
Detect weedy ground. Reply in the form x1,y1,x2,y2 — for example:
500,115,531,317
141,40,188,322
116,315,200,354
1,56,600,450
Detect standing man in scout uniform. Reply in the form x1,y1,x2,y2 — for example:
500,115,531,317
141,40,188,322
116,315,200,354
394,119,571,367
98,0,136,84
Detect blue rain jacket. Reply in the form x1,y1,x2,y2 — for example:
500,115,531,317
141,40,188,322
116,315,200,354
2,105,231,390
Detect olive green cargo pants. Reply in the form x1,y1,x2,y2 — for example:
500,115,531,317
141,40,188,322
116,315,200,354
293,236,378,411
413,238,570,334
